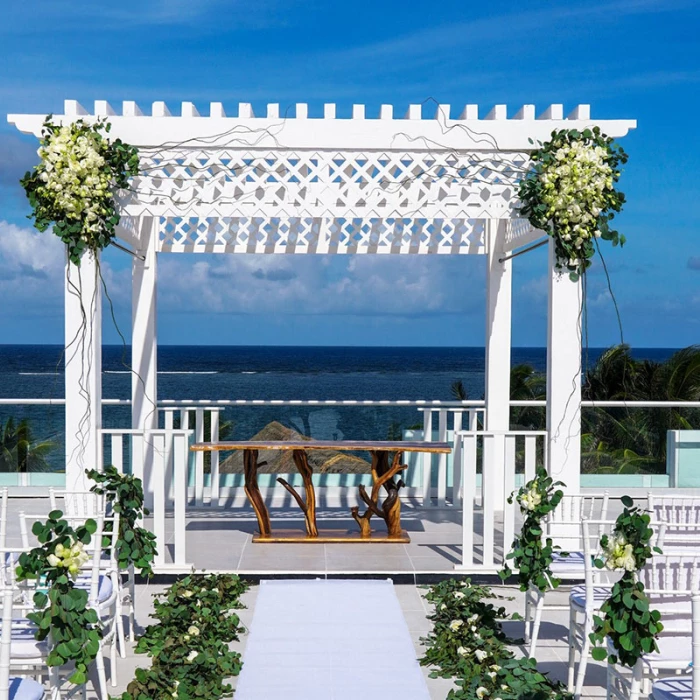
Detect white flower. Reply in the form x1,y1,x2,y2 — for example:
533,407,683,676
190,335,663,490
47,554,61,567
457,646,469,657
449,619,463,632
187,625,200,637
467,614,479,623
603,532,638,572
186,650,198,662
454,591,465,600
476,687,489,698
181,590,194,599
440,603,447,610
475,649,488,662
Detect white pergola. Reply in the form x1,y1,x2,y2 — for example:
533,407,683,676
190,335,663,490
9,100,636,501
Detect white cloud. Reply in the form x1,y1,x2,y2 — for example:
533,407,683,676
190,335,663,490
0,221,129,318
157,253,485,317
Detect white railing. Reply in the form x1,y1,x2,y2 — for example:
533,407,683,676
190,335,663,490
456,429,548,571
417,406,484,507
99,427,191,570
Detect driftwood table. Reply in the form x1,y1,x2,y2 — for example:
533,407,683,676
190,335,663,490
190,440,452,543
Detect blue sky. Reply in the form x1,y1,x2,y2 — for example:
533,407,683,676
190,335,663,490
0,0,698,347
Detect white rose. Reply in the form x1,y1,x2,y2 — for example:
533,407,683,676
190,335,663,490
475,649,488,662
449,620,463,632
186,650,198,662
457,646,468,657
476,687,489,698
187,625,200,637
454,591,465,600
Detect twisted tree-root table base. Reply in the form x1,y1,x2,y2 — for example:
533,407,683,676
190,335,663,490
191,440,452,544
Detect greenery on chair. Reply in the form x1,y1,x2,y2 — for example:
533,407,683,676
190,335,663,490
589,496,663,668
16,511,101,686
86,466,158,577
500,468,566,593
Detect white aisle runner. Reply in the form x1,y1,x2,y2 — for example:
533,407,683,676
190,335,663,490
236,579,431,700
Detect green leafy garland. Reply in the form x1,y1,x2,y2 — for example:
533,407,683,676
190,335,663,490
20,117,139,265
117,574,248,700
519,127,628,280
87,466,158,578
420,578,572,700
590,496,663,667
501,468,566,592
451,657,572,700
419,579,514,680
16,511,101,686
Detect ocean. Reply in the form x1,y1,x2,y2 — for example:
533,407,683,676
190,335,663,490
0,345,680,471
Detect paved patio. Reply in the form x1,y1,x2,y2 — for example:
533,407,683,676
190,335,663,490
175,504,472,574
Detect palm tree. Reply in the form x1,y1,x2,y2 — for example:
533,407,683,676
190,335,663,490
0,417,56,473
582,345,700,473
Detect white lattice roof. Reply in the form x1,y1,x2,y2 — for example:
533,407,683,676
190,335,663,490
8,100,636,255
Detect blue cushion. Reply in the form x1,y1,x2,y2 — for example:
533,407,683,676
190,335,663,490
569,585,612,609
9,677,44,700
652,677,693,700
75,574,113,604
550,551,586,575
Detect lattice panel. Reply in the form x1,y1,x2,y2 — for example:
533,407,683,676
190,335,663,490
156,216,485,254
116,148,532,254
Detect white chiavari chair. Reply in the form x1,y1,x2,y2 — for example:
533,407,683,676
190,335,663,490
566,518,620,698
524,492,610,656
607,554,700,700
650,591,700,700
0,556,45,700
18,512,119,699
649,494,700,556
50,489,132,654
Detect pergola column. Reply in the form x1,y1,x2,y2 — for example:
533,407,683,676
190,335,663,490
546,240,582,493
131,216,158,432
483,219,512,506
64,252,102,494
131,218,158,507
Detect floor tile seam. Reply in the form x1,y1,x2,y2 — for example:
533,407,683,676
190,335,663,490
235,533,250,570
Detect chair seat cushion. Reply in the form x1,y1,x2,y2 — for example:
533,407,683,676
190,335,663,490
569,585,612,609
652,677,693,700
2,626,47,659
550,551,586,575
75,574,113,604
644,636,693,666
9,677,44,700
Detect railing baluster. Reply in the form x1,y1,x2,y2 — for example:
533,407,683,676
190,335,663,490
172,432,187,565
150,432,166,567
452,410,464,506
112,435,123,474
421,409,433,507
461,433,476,567
502,436,516,566
436,409,448,507
482,435,496,568
524,435,536,483
210,410,221,507
194,408,205,507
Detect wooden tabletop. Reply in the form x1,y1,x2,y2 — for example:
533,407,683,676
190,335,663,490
190,440,452,454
